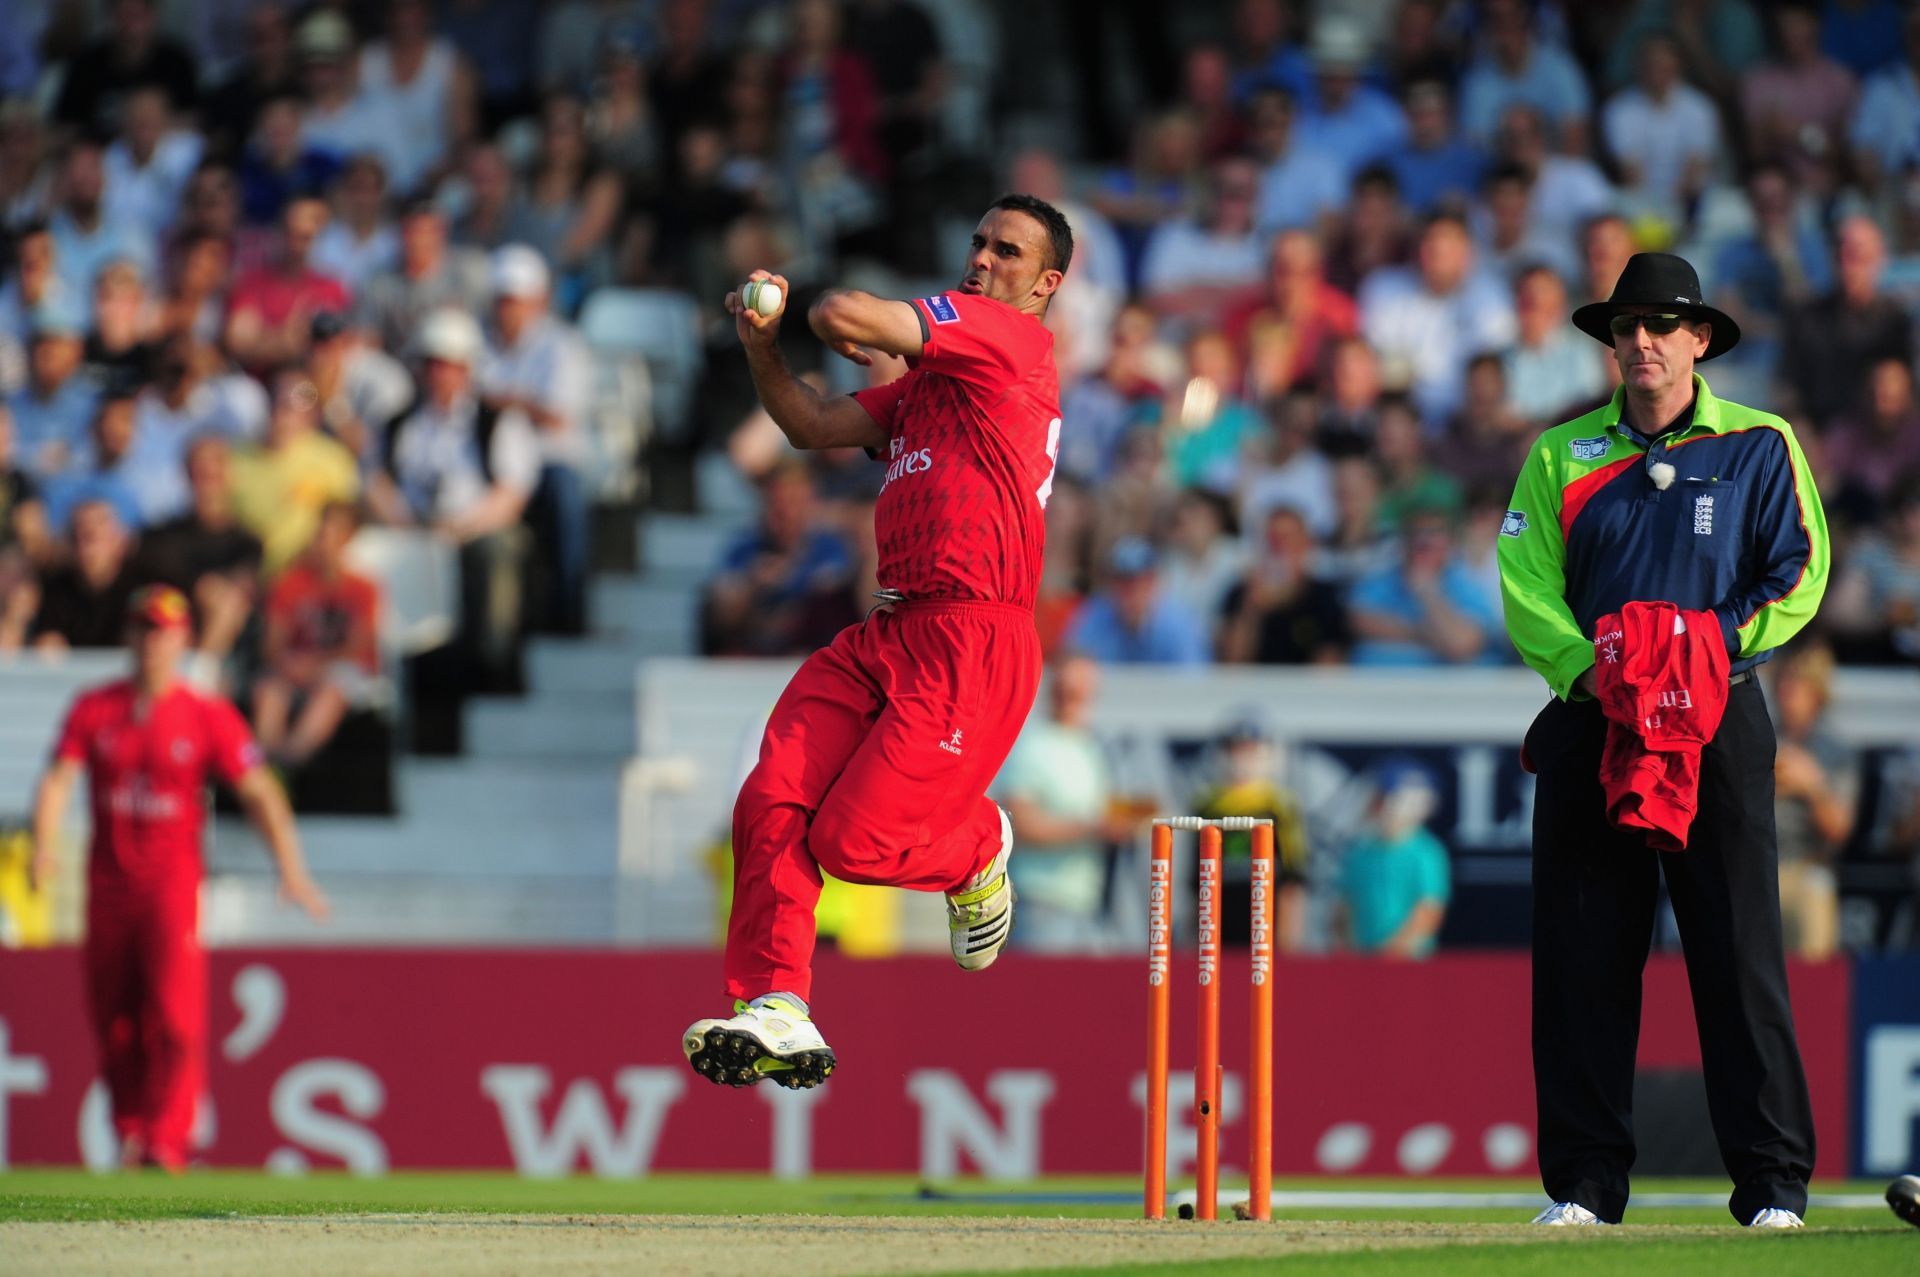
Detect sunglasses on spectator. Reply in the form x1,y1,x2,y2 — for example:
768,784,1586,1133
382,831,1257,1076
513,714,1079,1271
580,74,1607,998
1608,312,1688,337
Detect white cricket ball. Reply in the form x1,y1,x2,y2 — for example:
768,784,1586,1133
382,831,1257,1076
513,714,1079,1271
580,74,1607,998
1649,461,1676,490
742,279,782,317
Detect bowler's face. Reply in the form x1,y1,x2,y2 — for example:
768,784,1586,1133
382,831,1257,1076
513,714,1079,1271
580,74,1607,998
961,209,1058,310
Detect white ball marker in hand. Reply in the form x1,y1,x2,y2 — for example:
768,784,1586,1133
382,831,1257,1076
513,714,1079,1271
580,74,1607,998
742,280,782,317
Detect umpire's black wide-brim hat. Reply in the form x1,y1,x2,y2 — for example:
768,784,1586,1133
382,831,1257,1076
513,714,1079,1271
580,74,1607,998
1570,251,1740,360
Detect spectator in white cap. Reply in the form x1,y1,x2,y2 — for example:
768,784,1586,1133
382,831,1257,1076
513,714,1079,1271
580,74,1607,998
477,244,592,634
373,306,540,688
297,11,384,171
1299,17,1408,179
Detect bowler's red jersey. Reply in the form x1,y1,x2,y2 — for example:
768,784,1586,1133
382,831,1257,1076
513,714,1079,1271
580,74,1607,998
53,680,263,891
852,290,1062,610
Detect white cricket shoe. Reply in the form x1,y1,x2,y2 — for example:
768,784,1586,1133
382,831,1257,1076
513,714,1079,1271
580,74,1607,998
1747,1207,1804,1229
1532,1202,1608,1226
682,996,835,1090
946,805,1015,970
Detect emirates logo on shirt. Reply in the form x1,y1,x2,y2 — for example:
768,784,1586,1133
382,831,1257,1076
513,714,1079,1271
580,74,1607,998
881,436,935,491
1647,686,1695,732
108,781,183,820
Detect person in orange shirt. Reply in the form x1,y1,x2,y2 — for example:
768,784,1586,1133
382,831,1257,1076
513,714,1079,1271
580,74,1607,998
252,501,380,766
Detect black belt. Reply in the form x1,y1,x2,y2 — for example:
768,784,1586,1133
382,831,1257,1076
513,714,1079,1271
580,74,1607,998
1729,669,1755,686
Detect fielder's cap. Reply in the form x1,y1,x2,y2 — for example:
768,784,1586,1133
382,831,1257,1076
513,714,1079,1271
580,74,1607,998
29,297,86,339
1570,252,1741,360
417,307,484,366
1108,536,1158,577
127,584,193,631
491,243,550,300
297,11,354,62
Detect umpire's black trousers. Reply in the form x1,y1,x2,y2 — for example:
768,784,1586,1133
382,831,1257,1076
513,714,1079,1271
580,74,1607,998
1526,680,1814,1224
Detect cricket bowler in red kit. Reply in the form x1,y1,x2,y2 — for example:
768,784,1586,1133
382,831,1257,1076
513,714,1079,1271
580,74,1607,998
30,586,329,1170
683,195,1073,1090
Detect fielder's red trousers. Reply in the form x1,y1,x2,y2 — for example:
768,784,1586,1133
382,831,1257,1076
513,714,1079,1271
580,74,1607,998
85,882,204,1162
725,599,1041,1005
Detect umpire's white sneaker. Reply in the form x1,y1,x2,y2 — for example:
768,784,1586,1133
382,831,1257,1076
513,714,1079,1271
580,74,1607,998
1747,1207,1804,1229
1532,1202,1608,1226
946,805,1015,970
682,996,835,1090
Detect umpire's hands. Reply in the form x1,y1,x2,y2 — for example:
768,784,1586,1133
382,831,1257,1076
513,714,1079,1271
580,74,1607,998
727,271,789,352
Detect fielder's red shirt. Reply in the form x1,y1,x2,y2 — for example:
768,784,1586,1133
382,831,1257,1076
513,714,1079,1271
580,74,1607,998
852,290,1062,610
53,680,263,891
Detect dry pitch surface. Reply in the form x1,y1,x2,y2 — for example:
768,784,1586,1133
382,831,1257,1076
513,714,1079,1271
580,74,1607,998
0,1214,1713,1277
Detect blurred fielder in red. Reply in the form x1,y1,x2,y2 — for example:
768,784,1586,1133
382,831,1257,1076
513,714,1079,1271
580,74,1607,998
31,585,328,1170
684,195,1073,1090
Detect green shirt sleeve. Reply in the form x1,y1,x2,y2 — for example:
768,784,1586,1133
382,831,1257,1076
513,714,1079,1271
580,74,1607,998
1497,441,1593,700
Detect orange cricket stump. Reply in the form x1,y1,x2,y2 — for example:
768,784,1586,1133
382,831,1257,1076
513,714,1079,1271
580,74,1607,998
1145,816,1275,1222
1248,822,1275,1221
1144,822,1173,1220
1195,822,1223,1220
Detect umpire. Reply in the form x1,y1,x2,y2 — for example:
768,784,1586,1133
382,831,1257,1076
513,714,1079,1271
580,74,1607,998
1497,253,1829,1228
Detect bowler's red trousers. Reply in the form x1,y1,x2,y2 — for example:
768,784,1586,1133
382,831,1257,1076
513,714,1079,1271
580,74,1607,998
84,881,204,1160
726,599,1041,1005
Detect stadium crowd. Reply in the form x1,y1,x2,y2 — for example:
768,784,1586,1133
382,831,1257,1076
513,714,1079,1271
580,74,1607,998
2,0,1919,955
693,0,1920,680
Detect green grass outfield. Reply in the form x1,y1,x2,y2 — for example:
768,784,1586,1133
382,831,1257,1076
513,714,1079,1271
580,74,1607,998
1,1170,1913,1276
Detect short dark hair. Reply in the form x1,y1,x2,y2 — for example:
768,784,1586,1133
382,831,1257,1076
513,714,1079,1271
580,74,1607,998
1352,163,1399,197
1514,259,1566,289
991,192,1074,276
1483,161,1532,193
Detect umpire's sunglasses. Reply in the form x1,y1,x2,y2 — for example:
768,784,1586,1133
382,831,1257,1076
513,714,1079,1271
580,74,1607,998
1608,312,1689,337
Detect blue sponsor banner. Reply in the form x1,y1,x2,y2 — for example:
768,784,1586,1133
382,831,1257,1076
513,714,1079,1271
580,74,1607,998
1852,952,1920,1176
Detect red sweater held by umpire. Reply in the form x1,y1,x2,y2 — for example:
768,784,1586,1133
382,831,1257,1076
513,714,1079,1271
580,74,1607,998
1591,600,1731,851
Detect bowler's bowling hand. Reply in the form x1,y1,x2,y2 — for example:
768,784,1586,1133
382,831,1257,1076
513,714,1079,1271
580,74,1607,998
280,871,332,922
730,271,791,348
